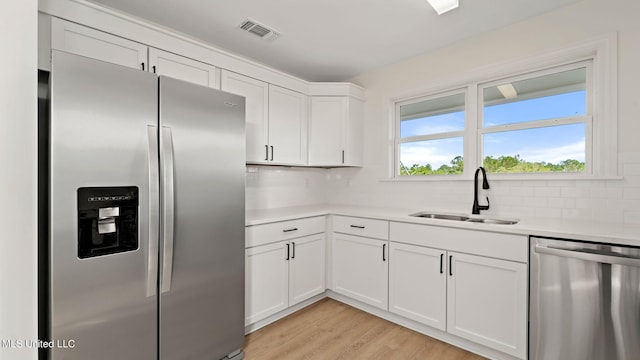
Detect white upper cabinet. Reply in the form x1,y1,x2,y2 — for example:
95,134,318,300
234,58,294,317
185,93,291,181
309,96,363,167
221,70,308,165
50,19,219,91
268,85,308,165
148,48,218,89
51,18,147,70
220,70,270,163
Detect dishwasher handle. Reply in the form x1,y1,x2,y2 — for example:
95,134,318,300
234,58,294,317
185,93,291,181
534,244,640,268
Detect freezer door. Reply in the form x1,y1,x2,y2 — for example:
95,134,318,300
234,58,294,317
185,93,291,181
49,51,159,359
158,76,246,359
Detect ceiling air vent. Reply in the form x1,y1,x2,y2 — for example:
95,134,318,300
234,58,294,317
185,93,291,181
239,18,280,41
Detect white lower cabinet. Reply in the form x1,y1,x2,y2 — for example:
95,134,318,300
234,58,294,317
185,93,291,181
447,251,527,358
245,241,289,325
245,233,325,326
388,242,446,331
289,234,326,305
389,242,527,358
389,222,528,359
331,227,389,310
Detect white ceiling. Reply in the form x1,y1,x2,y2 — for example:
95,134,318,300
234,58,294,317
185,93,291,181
88,0,581,82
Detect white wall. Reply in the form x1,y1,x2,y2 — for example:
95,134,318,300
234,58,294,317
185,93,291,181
0,0,38,359
318,0,640,224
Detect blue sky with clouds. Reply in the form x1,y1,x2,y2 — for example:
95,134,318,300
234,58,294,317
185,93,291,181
400,91,586,169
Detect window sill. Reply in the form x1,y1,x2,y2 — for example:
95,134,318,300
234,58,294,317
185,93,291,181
381,173,623,182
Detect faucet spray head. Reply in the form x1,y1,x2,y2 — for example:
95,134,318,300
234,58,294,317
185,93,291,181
479,166,490,189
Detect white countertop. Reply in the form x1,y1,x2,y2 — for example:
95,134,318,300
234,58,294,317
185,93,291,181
246,204,640,247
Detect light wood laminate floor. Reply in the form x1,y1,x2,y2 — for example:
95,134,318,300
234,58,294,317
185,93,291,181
244,298,486,360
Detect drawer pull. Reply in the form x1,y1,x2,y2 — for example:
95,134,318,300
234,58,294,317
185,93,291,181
283,228,298,233
350,225,365,229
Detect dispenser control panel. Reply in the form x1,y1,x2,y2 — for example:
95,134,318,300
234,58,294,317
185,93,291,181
77,186,139,258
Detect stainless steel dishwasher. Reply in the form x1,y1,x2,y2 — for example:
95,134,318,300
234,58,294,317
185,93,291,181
530,236,640,360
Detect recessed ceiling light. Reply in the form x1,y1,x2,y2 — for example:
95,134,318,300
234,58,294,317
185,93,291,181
427,0,459,15
497,84,518,99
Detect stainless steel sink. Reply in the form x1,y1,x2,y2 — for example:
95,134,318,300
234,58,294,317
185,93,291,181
409,212,519,225
411,213,470,221
464,218,519,225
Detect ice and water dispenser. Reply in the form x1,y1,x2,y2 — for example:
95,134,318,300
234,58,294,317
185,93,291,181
77,186,139,258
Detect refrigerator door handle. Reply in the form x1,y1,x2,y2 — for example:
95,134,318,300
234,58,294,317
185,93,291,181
147,125,160,297
161,126,176,293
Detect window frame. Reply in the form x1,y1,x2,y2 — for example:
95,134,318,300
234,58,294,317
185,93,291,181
394,88,468,177
477,60,594,177
389,34,618,181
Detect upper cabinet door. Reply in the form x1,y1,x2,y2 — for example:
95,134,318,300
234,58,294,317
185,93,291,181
308,96,363,167
309,97,345,166
220,70,269,163
343,97,364,166
148,48,218,89
51,18,147,71
268,85,308,165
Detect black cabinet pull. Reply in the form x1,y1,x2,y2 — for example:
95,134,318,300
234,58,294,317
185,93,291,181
283,228,298,233
291,242,295,259
440,254,444,274
382,244,386,262
350,225,365,229
342,150,345,164
265,145,269,161
286,243,290,260
270,146,274,161
449,255,453,276
152,65,156,73
141,62,145,71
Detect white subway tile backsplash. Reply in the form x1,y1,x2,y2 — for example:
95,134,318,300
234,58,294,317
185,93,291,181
548,197,575,209
623,187,640,200
623,164,640,176
523,197,548,208
590,187,624,199
535,207,562,219
561,187,588,198
534,187,562,197
245,152,640,225
624,212,640,225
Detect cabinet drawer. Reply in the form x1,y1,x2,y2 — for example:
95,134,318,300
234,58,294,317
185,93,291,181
333,215,389,240
246,216,325,248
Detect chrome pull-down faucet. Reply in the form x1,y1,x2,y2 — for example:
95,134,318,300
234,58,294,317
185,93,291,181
472,166,490,215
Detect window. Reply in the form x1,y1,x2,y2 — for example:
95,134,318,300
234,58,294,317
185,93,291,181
396,91,466,176
479,63,590,174
392,35,617,179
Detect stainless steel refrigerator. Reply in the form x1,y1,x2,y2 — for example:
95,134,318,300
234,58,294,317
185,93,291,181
43,50,245,359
